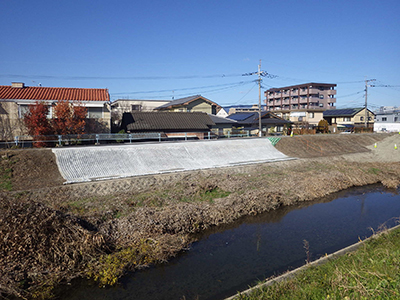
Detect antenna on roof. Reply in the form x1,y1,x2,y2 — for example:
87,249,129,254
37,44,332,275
172,90,174,100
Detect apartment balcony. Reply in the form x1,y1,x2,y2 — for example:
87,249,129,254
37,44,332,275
291,89,300,95
327,89,337,96
299,89,308,95
299,97,308,103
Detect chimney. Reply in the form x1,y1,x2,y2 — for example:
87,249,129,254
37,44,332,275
11,82,25,88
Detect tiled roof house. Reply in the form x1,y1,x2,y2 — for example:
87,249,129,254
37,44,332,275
120,111,216,139
228,111,291,134
0,82,111,139
155,95,221,115
323,107,375,131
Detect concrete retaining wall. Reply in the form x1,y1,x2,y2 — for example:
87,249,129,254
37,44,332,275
52,138,294,184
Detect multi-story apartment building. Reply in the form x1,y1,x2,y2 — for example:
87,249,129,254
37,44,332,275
265,83,337,111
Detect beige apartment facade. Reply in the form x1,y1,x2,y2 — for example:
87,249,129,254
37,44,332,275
265,83,337,111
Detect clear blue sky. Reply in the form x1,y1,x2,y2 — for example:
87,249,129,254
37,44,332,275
1,0,399,110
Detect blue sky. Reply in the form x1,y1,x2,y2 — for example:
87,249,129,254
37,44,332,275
1,0,399,110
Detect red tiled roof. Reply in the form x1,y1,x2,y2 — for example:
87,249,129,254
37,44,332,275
0,85,109,102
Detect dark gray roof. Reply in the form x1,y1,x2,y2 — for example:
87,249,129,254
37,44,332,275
122,111,215,132
156,95,220,110
207,114,237,124
228,112,291,125
323,108,365,117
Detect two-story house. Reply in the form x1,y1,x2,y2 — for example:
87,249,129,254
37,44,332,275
323,107,375,133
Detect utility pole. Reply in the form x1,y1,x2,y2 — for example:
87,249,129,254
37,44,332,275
243,60,265,137
364,79,376,128
257,60,262,137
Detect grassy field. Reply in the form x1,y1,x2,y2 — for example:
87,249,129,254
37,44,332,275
233,226,400,300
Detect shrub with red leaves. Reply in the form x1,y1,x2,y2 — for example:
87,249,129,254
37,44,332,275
23,101,52,147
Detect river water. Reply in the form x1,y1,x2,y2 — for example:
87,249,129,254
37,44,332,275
59,184,400,300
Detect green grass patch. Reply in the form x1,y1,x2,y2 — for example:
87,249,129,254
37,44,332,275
66,198,92,215
367,167,381,175
0,156,13,191
191,187,231,203
87,239,161,286
0,167,12,191
234,227,400,300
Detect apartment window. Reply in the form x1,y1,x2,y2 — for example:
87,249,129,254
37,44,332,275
309,112,315,118
319,95,324,99
88,107,103,119
382,117,387,121
395,117,398,122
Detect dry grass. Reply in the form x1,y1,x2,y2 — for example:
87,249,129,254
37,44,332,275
2,134,400,299
0,195,109,299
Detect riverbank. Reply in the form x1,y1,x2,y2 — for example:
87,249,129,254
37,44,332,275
1,133,400,299
230,224,400,300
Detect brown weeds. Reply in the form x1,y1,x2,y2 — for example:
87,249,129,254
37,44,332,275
0,194,109,299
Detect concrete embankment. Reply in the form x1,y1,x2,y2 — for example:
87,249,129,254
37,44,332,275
52,138,294,184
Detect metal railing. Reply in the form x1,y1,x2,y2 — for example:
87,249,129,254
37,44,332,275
1,130,255,148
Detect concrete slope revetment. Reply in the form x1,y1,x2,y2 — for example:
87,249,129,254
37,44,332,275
52,138,295,184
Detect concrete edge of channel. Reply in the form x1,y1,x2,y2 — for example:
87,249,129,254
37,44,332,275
225,223,400,300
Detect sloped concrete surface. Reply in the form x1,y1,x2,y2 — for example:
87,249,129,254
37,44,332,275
52,138,294,184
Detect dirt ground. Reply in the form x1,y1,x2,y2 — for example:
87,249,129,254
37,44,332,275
1,133,400,299
1,133,397,192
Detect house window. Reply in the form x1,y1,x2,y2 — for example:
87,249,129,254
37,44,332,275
88,107,103,118
309,112,315,118
343,117,351,122
131,105,141,111
319,95,324,99
395,117,398,122
360,117,364,121
382,117,387,122
19,104,52,119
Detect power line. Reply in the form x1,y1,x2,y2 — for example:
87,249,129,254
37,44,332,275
110,80,253,96
0,73,244,81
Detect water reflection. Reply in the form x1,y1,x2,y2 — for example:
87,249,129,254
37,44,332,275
59,185,400,300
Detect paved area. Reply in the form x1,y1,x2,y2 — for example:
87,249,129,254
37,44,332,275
52,138,294,184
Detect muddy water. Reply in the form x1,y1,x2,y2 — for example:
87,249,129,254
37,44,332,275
59,185,400,300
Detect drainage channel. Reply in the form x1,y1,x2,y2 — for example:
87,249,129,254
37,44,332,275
58,184,400,300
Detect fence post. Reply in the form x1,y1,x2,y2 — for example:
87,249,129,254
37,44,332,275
247,130,250,137
96,134,99,145
129,134,132,143
228,131,230,139
208,132,210,140
14,136,19,146
58,135,62,146
159,133,161,142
